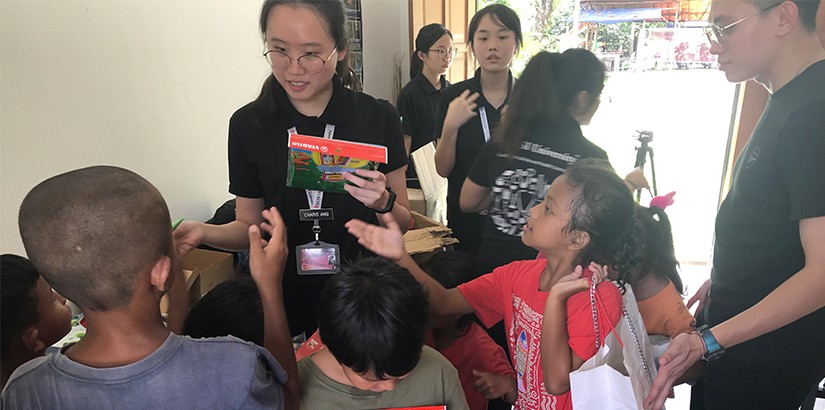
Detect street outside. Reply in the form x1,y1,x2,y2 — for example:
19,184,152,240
583,67,737,299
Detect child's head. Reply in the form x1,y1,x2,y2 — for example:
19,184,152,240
317,257,428,392
259,0,355,101
632,205,683,293
524,159,638,274
183,277,264,346
18,166,173,312
467,4,522,73
417,250,479,333
496,49,606,155
1,254,71,364
410,23,454,79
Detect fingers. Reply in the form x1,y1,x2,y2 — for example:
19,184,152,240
248,224,264,262
377,212,400,232
344,218,368,238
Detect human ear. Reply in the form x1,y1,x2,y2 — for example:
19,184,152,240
417,50,427,61
568,230,591,251
337,47,348,62
148,256,172,294
20,326,46,355
774,1,798,36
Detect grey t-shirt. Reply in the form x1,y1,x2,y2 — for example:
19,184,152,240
298,346,468,409
1,334,286,409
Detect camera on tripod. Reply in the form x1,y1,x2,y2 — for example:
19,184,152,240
633,130,657,201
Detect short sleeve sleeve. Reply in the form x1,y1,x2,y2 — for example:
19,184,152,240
467,142,498,187
377,100,409,175
396,89,417,138
239,347,288,409
779,101,825,221
228,113,264,198
471,324,516,378
566,281,623,361
457,266,509,329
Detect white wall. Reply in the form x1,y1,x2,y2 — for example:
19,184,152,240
361,0,410,102
0,0,410,254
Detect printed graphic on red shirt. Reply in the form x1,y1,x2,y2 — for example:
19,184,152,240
509,294,559,409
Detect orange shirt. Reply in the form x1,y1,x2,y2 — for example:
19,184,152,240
636,280,695,338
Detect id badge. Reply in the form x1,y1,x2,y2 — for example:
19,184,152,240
296,241,340,275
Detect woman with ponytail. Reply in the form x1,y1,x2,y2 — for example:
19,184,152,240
460,49,610,274
397,24,454,186
173,0,411,337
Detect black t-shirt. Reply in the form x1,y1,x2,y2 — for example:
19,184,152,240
433,68,514,254
711,60,825,364
468,116,608,272
397,73,449,153
228,75,408,290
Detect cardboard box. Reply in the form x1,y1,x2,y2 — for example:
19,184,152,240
160,249,234,313
403,211,458,256
407,188,427,216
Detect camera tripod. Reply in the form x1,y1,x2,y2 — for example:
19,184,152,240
633,130,658,202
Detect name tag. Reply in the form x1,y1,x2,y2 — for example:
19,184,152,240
299,208,334,221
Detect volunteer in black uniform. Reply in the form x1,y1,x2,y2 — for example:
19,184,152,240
174,0,410,337
460,49,609,275
433,4,522,255
397,23,453,187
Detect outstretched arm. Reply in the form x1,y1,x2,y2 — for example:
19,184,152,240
645,215,825,409
345,213,475,317
249,207,299,410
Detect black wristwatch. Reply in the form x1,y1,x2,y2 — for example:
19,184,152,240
698,325,725,361
373,187,396,214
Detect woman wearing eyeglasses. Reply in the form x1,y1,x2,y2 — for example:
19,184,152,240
173,0,410,338
397,24,454,188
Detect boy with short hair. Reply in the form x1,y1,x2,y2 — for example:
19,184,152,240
0,254,72,389
2,166,298,409
298,257,469,409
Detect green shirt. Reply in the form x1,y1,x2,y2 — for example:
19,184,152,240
298,346,468,409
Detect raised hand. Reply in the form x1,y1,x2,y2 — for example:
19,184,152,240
443,90,480,133
345,213,405,262
248,207,288,291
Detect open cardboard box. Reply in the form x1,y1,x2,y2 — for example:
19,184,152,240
403,211,458,256
159,248,234,313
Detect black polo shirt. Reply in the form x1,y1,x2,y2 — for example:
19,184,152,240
468,116,608,274
228,75,407,290
711,60,825,364
397,72,450,153
433,68,514,255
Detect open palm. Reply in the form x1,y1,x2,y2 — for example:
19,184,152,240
345,213,405,262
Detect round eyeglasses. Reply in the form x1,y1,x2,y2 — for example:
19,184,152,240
263,48,338,74
703,1,782,47
428,47,457,60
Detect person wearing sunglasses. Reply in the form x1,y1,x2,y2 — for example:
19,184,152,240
645,1,825,409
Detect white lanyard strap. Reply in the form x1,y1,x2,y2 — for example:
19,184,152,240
479,106,491,142
289,124,336,210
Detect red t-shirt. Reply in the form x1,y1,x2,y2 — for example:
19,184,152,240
425,322,516,410
457,259,622,410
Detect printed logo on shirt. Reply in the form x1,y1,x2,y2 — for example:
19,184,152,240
509,294,558,409
744,146,761,169
490,168,550,236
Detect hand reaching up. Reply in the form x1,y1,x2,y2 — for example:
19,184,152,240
345,213,405,262
248,207,288,293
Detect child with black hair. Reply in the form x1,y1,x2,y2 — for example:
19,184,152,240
183,277,265,346
297,256,468,409
3,166,299,409
0,254,72,389
347,159,637,410
418,250,517,409
627,205,694,338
